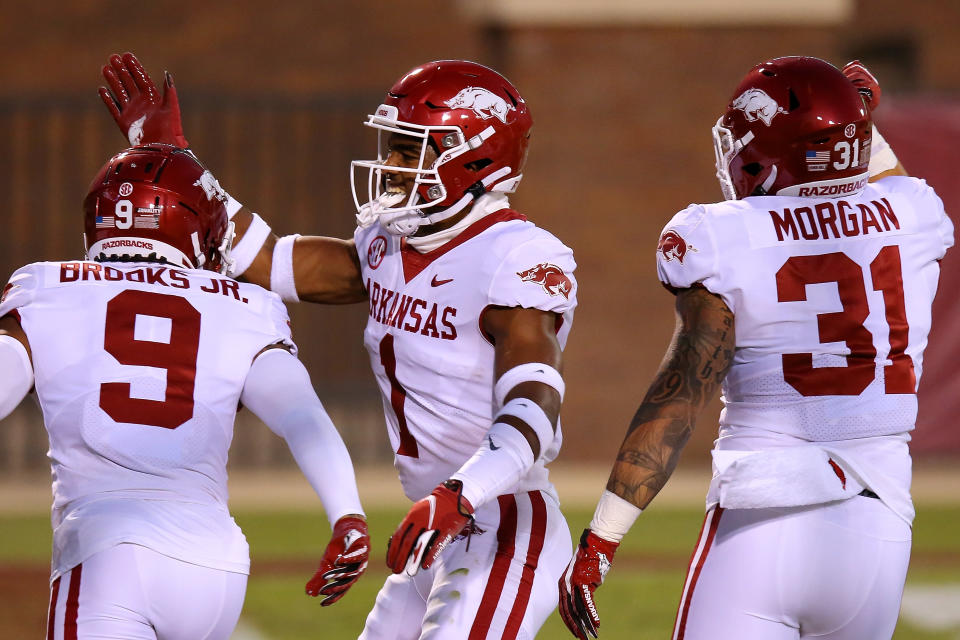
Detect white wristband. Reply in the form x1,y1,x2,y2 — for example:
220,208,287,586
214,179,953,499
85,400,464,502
271,234,301,302
868,125,899,177
494,362,565,408
226,212,271,278
589,490,642,543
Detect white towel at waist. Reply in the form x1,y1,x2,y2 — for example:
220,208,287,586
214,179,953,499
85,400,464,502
707,446,866,510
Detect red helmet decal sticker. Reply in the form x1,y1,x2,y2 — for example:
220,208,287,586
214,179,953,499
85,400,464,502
516,263,572,299
732,88,787,126
444,87,515,124
367,236,387,269
658,229,695,263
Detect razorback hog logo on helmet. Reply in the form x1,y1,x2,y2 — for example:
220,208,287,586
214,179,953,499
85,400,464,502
658,229,693,263
516,263,572,299
444,87,515,124
193,170,228,203
732,88,787,126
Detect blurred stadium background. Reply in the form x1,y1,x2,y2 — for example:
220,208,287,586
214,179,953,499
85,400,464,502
1,1,958,637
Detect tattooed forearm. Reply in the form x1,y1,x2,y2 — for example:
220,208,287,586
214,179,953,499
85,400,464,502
606,287,735,509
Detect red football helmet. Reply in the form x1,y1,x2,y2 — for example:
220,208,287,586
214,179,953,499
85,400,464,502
351,60,532,235
83,144,233,272
713,56,872,200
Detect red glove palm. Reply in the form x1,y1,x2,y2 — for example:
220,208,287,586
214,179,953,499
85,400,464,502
386,479,474,575
842,60,882,112
98,52,189,148
305,515,369,606
558,529,620,639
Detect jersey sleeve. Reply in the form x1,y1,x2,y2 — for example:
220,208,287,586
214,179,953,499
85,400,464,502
263,290,298,356
487,236,578,314
918,180,955,257
877,176,954,257
238,282,298,356
0,264,39,321
656,204,723,296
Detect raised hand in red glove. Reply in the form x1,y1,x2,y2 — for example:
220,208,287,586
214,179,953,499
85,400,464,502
386,479,474,575
558,529,620,639
305,514,370,606
98,52,189,148
842,60,882,111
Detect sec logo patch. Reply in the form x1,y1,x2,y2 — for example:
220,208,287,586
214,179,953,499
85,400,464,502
367,236,387,269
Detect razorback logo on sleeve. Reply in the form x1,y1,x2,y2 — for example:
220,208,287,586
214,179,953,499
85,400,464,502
657,229,696,263
516,263,572,298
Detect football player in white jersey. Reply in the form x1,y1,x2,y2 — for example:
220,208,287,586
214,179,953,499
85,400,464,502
98,54,578,638
559,57,953,640
0,144,370,640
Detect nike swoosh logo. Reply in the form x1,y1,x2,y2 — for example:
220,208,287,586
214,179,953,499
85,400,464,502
488,436,500,450
431,275,454,287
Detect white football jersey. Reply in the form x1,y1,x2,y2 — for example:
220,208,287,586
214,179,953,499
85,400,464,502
354,209,577,501
0,261,294,578
657,177,953,442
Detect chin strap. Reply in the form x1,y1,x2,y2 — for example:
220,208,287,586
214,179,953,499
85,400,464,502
405,193,510,253
759,164,778,194
373,167,516,238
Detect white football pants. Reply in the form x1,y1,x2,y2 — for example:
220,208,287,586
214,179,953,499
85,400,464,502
360,489,572,640
46,543,248,640
673,495,911,639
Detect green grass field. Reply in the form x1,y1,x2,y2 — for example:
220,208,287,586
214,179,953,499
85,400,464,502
2,503,958,639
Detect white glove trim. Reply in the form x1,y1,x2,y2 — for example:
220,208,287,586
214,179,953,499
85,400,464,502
0,335,33,421
226,212,271,278
271,234,301,302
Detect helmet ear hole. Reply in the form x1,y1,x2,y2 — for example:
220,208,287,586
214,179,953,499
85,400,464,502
742,162,763,176
788,88,801,111
464,158,492,172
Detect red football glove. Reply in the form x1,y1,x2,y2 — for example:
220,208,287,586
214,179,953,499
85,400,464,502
305,515,369,606
559,529,620,639
386,479,474,575
842,60,882,112
98,52,189,148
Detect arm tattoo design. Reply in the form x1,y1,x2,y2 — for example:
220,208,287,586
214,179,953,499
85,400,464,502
606,287,735,508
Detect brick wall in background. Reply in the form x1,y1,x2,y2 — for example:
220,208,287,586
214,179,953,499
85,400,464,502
0,0,957,473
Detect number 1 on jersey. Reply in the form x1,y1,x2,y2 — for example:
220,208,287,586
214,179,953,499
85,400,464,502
379,334,420,457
